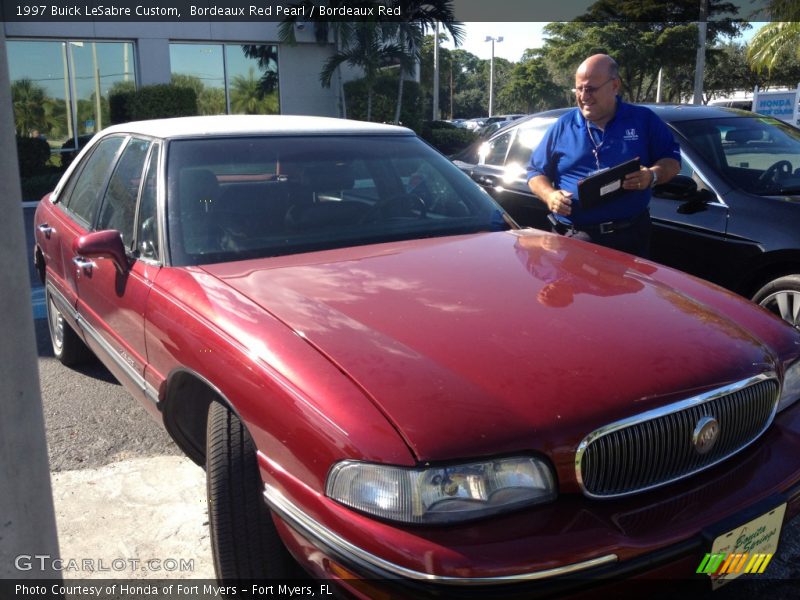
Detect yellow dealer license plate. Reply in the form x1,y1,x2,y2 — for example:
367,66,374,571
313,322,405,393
707,502,786,590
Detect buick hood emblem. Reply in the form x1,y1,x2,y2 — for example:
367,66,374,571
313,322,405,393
692,416,720,455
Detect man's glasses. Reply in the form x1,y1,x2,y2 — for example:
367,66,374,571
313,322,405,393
572,78,615,96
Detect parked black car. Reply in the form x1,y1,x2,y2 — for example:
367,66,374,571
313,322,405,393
458,105,800,327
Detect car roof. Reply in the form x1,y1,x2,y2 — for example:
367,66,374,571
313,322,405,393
513,104,757,126
98,115,413,139
641,103,758,122
490,104,764,140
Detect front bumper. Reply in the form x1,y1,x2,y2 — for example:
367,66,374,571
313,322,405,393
259,406,800,596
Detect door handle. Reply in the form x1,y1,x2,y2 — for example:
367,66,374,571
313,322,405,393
38,223,55,239
72,256,97,274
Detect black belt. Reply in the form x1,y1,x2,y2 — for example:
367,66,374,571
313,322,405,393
558,211,649,235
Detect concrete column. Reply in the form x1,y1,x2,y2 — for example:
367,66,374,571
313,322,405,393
0,29,61,579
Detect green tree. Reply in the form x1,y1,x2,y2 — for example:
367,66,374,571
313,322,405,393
171,73,225,115
748,22,800,74
230,67,279,114
498,49,565,113
11,79,47,135
240,45,280,95
541,0,746,103
388,0,464,123
278,1,356,117
320,21,407,121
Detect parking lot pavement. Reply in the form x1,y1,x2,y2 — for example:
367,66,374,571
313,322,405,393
52,456,213,580
31,317,214,581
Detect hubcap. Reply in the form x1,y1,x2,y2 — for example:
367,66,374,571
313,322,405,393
759,290,800,328
48,296,64,350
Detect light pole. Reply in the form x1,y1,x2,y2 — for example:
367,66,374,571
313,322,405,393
485,35,503,117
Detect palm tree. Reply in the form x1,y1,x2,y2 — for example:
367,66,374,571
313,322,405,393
747,1,800,73
230,67,279,114
240,45,280,97
12,79,47,135
748,22,800,73
278,1,355,118
389,0,464,124
320,22,407,121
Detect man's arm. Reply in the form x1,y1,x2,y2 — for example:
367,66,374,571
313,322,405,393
623,157,681,190
529,175,573,216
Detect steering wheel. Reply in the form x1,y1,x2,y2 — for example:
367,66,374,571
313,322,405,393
757,160,793,189
361,193,427,223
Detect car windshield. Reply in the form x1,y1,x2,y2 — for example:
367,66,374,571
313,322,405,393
166,134,509,266
670,115,800,196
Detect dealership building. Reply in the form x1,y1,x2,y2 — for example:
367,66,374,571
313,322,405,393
2,19,351,198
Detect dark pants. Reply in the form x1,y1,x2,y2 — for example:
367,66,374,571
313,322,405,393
550,211,652,259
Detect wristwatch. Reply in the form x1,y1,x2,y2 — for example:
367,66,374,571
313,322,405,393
649,168,659,188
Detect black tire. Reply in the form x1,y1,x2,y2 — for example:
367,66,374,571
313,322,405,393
752,275,800,329
46,287,91,366
206,401,297,581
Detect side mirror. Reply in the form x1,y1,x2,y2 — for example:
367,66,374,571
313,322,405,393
654,174,698,200
72,230,130,274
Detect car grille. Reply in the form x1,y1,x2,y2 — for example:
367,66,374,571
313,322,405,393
576,375,780,498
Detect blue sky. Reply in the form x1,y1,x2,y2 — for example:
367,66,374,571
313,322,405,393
442,22,765,63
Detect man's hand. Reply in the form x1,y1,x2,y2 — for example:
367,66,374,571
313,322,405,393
623,166,654,191
546,190,573,216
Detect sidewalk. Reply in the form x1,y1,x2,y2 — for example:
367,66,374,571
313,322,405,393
50,456,214,580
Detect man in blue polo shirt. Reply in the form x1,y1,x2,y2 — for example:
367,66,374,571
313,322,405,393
528,54,681,257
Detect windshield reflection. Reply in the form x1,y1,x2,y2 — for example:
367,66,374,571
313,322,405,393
515,233,654,308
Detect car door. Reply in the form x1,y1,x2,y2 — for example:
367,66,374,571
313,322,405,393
42,135,128,337
71,138,161,406
649,150,732,287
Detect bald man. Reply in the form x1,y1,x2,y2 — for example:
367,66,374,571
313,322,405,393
527,54,681,257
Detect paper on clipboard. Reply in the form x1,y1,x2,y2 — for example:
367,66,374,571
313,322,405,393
577,157,640,210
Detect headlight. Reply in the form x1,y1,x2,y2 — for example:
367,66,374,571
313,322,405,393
778,360,800,412
326,456,556,524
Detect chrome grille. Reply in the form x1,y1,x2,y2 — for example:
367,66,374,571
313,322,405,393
577,375,779,498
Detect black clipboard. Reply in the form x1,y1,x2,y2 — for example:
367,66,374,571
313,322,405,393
577,157,640,210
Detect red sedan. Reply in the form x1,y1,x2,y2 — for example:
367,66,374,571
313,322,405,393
33,115,800,596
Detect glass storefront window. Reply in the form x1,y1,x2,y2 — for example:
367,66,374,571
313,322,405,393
170,44,226,115
170,43,279,116
67,41,136,137
7,39,136,200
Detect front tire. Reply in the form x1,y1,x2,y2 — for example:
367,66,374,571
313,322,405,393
46,288,91,366
206,401,296,581
752,275,800,328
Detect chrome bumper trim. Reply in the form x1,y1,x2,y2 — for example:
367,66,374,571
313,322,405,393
263,484,617,585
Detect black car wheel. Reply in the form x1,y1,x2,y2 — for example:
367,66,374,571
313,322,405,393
46,287,90,366
206,401,299,581
752,275,800,328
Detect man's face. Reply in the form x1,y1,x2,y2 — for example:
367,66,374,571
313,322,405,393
574,68,619,126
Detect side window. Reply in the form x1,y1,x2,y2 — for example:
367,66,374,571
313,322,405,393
97,138,152,249
137,146,161,261
506,124,550,167
483,132,512,166
63,136,126,227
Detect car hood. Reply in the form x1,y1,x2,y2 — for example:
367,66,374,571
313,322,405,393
201,230,778,463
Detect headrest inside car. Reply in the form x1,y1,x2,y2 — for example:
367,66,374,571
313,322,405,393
725,129,761,144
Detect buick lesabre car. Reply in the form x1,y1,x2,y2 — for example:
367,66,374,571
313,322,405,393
34,115,800,596
461,105,800,330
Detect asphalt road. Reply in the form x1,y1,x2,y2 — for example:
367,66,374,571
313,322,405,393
35,319,181,472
